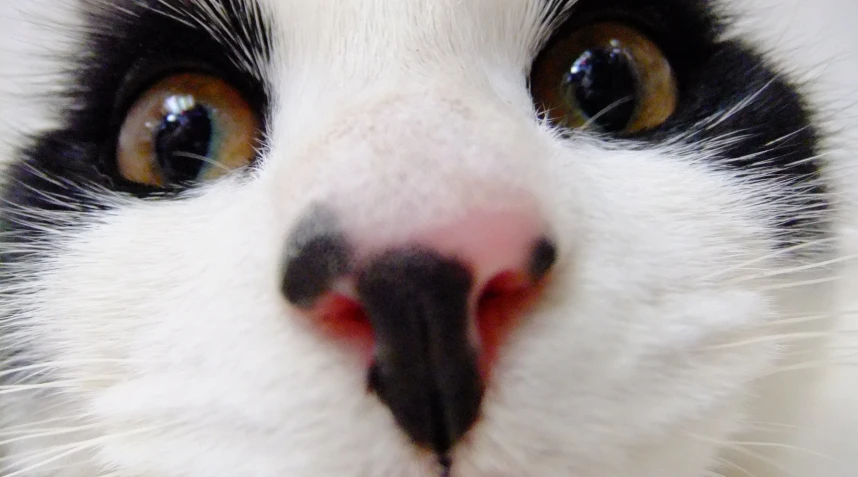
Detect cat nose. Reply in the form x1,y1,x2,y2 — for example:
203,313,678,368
281,208,557,454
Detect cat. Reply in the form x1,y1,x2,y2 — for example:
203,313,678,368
0,0,856,476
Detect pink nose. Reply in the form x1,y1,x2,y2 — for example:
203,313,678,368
403,209,555,295
281,206,556,455
282,207,556,350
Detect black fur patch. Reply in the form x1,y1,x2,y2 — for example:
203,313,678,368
655,40,825,238
1,0,273,238
537,0,826,240
0,1,275,381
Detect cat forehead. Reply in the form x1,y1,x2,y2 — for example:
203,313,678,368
111,0,722,30
85,0,730,79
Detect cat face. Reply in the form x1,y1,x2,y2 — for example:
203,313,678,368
0,0,853,476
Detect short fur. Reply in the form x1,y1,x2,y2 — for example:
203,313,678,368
0,1,856,476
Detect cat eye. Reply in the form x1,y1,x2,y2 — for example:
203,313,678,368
116,73,261,187
530,22,678,134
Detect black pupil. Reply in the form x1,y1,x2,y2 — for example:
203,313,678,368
562,47,638,132
155,102,213,183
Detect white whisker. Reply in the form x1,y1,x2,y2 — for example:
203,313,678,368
728,253,858,284
759,276,842,291
0,417,93,435
701,238,839,281
689,433,803,477
0,424,100,447
580,96,635,131
706,330,858,350
716,457,756,477
703,78,778,131
0,425,165,476
169,151,234,173
765,361,858,376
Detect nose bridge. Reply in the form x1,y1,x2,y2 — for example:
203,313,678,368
290,89,543,243
275,87,559,456
333,89,508,177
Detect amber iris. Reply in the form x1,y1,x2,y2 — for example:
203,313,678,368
117,73,261,187
531,22,678,134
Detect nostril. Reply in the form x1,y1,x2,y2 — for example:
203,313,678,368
312,292,373,347
529,237,558,281
475,237,558,376
476,237,557,307
480,270,532,298
280,224,556,452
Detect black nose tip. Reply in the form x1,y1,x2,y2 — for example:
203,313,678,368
281,208,554,456
358,248,484,456
281,209,353,308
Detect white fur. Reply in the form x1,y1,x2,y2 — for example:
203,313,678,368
0,1,856,476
